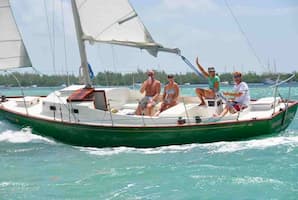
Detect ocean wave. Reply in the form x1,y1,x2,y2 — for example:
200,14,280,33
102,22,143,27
0,181,30,188
233,176,284,185
0,127,55,144
79,135,298,156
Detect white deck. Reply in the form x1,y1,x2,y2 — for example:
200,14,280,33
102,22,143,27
0,86,289,127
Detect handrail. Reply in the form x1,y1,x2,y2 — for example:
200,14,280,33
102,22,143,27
271,73,295,115
270,73,295,88
4,71,29,115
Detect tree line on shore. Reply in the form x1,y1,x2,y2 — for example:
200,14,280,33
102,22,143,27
0,70,297,87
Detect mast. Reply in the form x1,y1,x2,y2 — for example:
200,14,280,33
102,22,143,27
70,0,92,87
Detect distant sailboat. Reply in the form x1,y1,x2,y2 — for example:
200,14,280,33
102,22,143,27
0,0,297,148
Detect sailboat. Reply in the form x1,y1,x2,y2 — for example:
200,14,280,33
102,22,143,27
0,0,297,148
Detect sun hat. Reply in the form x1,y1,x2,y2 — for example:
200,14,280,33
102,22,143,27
167,74,174,78
208,67,215,72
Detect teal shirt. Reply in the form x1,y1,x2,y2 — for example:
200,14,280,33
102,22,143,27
208,75,220,91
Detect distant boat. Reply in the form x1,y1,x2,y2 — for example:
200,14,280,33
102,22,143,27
184,82,191,85
220,81,230,85
0,0,297,148
263,78,275,85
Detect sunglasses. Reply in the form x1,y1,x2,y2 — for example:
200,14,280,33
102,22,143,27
234,75,241,78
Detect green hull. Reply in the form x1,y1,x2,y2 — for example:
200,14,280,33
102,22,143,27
0,103,297,148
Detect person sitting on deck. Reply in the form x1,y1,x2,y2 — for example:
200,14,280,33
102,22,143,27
195,57,220,106
214,71,250,117
135,70,161,116
154,74,179,116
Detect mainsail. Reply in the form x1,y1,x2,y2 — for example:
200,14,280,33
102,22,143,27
0,0,32,70
75,0,180,57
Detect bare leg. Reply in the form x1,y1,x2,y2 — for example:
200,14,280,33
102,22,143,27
135,104,143,115
196,88,206,105
213,105,229,117
154,103,165,116
219,108,229,117
147,103,154,116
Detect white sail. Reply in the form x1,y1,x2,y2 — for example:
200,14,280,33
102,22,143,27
0,0,32,70
75,0,180,57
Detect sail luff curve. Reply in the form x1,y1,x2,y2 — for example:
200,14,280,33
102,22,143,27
0,0,32,70
75,0,180,57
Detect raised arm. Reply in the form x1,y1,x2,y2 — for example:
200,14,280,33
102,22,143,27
196,57,209,78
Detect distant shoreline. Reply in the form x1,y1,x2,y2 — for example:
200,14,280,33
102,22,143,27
0,71,296,87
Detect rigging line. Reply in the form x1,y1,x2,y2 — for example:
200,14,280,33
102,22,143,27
96,45,108,86
52,0,57,75
60,0,70,86
180,55,205,79
111,45,119,86
224,0,264,69
43,0,55,74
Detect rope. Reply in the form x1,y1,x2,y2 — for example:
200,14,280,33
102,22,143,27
60,0,70,86
224,0,265,70
180,55,205,79
51,0,56,74
43,0,57,74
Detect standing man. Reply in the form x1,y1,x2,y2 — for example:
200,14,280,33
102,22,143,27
135,70,161,116
195,57,220,106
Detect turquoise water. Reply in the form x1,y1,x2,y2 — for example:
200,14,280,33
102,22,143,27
0,85,298,199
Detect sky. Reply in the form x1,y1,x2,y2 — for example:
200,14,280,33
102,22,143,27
9,0,298,75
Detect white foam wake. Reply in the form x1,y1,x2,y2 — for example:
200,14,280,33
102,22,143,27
205,135,298,153
78,143,200,156
0,127,54,144
79,135,298,156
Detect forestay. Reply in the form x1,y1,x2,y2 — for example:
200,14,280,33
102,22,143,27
75,0,180,56
0,0,32,70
